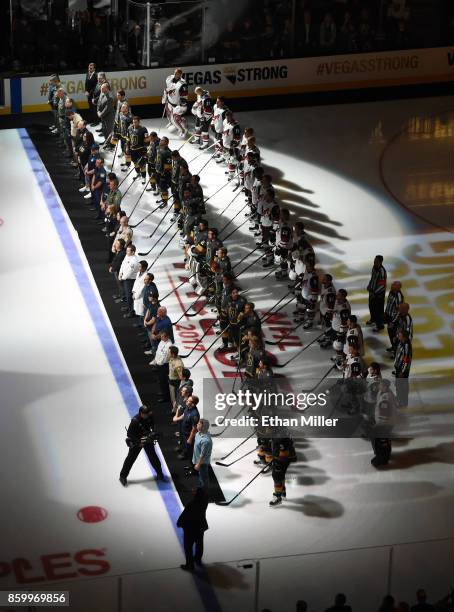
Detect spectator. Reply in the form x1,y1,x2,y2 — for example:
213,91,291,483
118,244,140,318
168,346,184,411
150,306,174,354
149,330,173,401
193,419,213,489
76,129,94,190
113,214,133,249
397,604,410,612
143,294,161,354
174,394,200,461
132,260,149,324
109,238,127,302
325,593,352,612
411,589,435,612
377,594,397,611
177,487,209,572
320,12,337,52
296,601,308,611
338,11,357,52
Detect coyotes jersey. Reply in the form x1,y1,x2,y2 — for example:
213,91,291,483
344,326,364,356
320,283,336,315
344,355,364,379
301,270,320,301
165,75,188,107
222,118,241,148
276,223,294,250
212,103,228,133
192,91,213,120
332,299,351,332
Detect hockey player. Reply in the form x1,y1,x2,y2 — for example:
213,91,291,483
294,262,320,328
162,68,188,137
242,335,265,379
219,111,241,183
111,89,128,152
227,288,247,352
384,280,404,346
274,209,294,280
320,289,351,348
370,379,397,467
169,150,186,218
195,228,222,295
393,329,412,407
211,96,228,159
212,247,232,306
186,219,208,284
318,274,336,331
343,315,364,359
218,273,238,349
155,136,172,206
269,437,297,506
182,181,203,244
366,255,387,331
260,189,281,265
144,131,159,192
126,116,149,184
191,87,214,149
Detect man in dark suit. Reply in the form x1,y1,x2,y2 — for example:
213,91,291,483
84,62,98,125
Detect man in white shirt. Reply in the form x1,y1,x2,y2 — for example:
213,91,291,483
149,331,173,403
132,260,148,324
119,244,140,317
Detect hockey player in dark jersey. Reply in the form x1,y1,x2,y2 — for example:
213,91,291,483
125,116,149,184
242,334,265,377
169,150,186,219
227,287,247,352
212,247,232,302
269,437,297,506
218,273,237,349
366,255,387,331
146,131,159,192
155,136,172,207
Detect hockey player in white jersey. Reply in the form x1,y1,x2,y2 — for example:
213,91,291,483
219,110,241,181
191,87,214,149
211,96,228,159
162,68,188,137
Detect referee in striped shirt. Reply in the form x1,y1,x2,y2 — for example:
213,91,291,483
366,255,387,331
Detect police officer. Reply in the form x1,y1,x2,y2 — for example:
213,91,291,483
91,157,107,220
120,405,165,485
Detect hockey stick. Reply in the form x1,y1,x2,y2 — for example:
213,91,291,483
215,464,271,506
187,324,231,368
177,131,196,152
138,206,174,255
187,140,216,163
272,332,325,369
259,291,294,323
211,403,245,437
215,430,256,462
196,152,217,176
117,163,136,188
235,252,266,277
301,364,336,393
215,448,256,468
147,221,179,270
261,263,279,280
219,202,249,236
147,228,180,270
129,201,163,229
265,320,306,346
222,217,250,242
127,177,151,221
218,189,243,217
157,105,166,136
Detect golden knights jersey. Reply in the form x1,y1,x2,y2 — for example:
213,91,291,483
127,125,148,150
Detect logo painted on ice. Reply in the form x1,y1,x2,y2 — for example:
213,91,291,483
77,506,108,523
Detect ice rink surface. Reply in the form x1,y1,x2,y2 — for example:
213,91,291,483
1,94,454,611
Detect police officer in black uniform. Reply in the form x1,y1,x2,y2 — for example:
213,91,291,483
120,405,165,486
